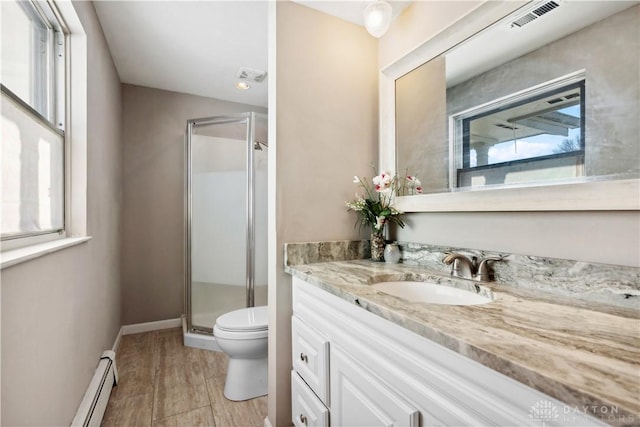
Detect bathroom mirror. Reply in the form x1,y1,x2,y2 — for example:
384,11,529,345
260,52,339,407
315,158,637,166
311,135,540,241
387,1,640,211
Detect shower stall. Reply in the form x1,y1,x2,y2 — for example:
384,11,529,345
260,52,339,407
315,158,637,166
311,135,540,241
184,112,268,341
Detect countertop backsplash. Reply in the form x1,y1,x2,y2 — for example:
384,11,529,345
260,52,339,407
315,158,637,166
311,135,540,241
284,240,370,266
284,240,640,310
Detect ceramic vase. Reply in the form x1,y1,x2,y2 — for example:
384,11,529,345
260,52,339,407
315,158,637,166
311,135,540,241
370,233,385,262
384,243,401,263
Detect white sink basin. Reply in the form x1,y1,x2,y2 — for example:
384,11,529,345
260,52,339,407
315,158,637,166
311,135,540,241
372,281,492,305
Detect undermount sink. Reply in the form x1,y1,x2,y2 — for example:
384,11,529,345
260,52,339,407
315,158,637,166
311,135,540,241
372,281,492,306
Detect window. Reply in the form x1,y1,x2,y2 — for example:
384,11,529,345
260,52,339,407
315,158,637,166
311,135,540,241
452,74,586,189
1,0,66,245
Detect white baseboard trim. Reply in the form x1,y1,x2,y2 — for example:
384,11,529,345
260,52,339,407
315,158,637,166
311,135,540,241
264,416,272,427
121,318,182,335
111,326,123,353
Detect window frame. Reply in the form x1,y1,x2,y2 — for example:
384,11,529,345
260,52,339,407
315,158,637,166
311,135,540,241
0,84,66,244
449,70,587,190
1,0,89,265
1,0,67,248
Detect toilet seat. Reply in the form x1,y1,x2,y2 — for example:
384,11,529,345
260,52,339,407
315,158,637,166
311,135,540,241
213,325,268,340
215,306,268,334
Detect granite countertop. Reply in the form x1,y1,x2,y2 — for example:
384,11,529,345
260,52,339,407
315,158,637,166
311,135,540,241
285,259,640,425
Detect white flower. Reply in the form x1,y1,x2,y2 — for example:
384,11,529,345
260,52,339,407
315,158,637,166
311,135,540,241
373,172,392,192
374,216,386,230
390,206,403,215
345,199,366,211
353,176,360,183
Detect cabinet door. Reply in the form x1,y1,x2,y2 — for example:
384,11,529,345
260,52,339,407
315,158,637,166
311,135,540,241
292,315,330,404
331,345,419,427
292,371,329,427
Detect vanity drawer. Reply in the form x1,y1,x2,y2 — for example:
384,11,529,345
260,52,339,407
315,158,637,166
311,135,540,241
292,371,329,427
292,315,330,404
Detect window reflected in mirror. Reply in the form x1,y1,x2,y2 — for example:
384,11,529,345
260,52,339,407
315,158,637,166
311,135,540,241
395,1,639,195
455,80,585,188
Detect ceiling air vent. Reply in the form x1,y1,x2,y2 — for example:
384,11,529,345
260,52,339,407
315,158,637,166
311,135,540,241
236,67,267,83
510,0,561,28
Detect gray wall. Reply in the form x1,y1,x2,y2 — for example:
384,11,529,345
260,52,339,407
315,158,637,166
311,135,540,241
1,2,122,424
394,211,640,267
396,56,447,192
269,2,378,425
120,84,266,325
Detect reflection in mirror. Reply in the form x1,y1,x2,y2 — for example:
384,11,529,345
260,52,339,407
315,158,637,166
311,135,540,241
395,1,639,194
454,77,585,187
396,56,447,194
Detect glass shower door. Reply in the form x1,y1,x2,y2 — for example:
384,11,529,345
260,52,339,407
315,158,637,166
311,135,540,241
253,116,268,310
189,117,249,332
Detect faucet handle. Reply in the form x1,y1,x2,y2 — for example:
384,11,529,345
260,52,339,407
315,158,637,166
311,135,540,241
476,256,504,282
442,252,455,263
443,252,476,279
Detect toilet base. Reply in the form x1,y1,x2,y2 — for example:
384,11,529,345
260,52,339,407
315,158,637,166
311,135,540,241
223,357,268,401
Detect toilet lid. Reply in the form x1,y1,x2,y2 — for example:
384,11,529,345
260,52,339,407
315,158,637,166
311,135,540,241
215,306,268,332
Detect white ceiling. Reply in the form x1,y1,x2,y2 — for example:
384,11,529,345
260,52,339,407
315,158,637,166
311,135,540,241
94,1,269,107
93,1,410,109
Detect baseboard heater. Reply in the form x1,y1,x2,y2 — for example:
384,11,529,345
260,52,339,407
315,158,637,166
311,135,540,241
71,350,118,427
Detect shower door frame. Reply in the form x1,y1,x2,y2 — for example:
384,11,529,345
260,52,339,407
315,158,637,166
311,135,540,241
185,112,267,334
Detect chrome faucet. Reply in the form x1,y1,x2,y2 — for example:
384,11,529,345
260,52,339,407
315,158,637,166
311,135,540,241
442,252,504,282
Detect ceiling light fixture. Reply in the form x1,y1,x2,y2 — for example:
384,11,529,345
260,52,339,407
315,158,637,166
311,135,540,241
363,0,392,38
235,82,250,90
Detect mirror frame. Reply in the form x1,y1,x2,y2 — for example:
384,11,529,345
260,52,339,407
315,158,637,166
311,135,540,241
380,1,640,212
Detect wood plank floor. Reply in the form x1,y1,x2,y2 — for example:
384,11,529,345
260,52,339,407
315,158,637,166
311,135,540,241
101,328,267,427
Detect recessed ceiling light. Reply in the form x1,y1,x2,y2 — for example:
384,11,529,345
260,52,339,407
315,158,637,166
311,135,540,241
235,82,250,90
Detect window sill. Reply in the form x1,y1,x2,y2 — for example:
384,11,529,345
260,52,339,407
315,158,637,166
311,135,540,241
1,236,92,270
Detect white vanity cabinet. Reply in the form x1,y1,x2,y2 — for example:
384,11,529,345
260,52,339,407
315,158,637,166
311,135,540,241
291,314,330,427
291,313,418,427
291,276,605,427
292,315,329,403
292,370,329,427
330,344,419,427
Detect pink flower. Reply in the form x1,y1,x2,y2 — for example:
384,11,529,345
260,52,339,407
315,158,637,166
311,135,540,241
406,175,422,194
409,177,421,186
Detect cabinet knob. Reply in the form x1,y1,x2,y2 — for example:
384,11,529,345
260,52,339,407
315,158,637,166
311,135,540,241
300,353,308,363
299,414,307,425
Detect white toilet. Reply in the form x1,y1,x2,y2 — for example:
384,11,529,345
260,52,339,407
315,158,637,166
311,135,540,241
213,305,268,401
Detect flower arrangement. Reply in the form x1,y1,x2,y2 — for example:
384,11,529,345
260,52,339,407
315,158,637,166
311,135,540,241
345,170,406,237
347,169,424,261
